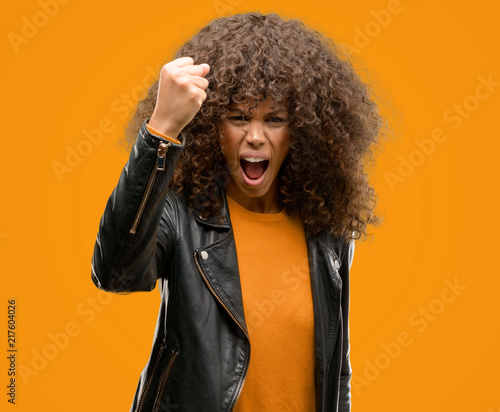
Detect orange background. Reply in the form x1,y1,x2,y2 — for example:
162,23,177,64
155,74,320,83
1,0,499,411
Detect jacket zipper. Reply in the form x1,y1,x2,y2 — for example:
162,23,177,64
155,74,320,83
152,348,179,412
194,252,250,412
129,142,171,234
135,340,167,412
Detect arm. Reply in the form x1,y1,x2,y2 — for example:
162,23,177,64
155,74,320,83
90,121,184,293
338,238,355,412
90,57,210,293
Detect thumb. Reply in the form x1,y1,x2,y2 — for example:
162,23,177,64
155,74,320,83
200,63,210,77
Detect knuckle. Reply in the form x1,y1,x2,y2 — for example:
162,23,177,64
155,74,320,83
174,74,189,87
199,92,207,105
188,87,199,99
161,65,174,79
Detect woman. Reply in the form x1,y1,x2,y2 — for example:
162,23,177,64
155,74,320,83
91,11,383,412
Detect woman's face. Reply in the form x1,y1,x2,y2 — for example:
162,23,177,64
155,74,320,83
219,98,291,213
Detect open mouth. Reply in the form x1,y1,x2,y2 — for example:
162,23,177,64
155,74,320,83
240,158,269,181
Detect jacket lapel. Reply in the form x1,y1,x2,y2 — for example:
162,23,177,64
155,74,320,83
194,190,249,338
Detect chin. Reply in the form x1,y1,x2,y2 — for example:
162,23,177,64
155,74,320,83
240,184,269,197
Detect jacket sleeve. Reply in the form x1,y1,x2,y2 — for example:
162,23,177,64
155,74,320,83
338,238,355,412
91,119,185,293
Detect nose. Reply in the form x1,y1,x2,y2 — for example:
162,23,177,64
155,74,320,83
244,120,266,147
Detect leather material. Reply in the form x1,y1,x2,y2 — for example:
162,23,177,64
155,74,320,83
91,119,354,412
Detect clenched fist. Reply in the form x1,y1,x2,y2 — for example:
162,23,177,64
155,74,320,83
148,57,210,140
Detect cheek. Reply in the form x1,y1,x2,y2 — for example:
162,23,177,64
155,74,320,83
277,135,291,161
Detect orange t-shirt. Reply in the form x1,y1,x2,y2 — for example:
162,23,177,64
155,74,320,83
227,195,316,411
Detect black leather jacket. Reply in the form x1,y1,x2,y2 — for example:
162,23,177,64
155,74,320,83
91,119,355,412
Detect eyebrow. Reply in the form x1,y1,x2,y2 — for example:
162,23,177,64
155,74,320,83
227,108,288,115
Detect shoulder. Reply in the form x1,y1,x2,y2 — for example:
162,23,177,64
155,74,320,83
163,190,212,230
311,230,355,271
161,190,191,235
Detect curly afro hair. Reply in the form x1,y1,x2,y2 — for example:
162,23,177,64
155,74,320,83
123,11,387,243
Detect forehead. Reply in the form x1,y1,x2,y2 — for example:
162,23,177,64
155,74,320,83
228,98,287,113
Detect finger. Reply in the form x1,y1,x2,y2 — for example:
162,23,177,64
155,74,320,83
168,56,195,69
183,74,209,90
198,89,207,105
178,63,210,78
200,63,210,77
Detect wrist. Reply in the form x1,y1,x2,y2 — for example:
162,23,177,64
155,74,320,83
148,115,182,140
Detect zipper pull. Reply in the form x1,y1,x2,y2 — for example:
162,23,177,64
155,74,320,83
156,142,170,171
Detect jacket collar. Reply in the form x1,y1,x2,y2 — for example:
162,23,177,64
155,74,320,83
194,185,232,229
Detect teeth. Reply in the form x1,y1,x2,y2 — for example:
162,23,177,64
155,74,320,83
243,158,265,163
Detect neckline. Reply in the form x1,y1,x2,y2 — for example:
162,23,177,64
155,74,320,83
226,194,288,223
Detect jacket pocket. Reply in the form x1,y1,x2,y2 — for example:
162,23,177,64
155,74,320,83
135,342,179,412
